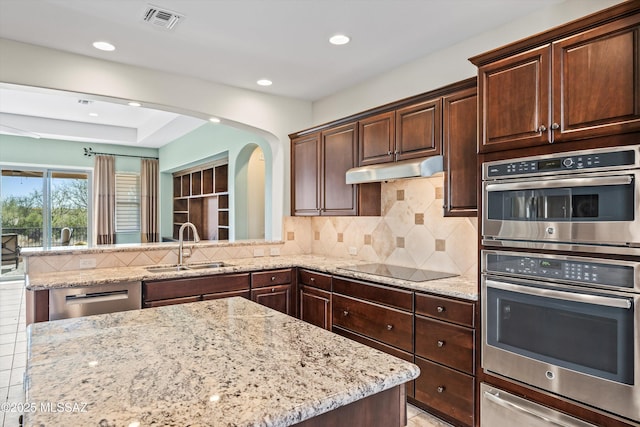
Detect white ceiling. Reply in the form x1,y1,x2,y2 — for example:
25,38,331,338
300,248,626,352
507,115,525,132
0,0,564,147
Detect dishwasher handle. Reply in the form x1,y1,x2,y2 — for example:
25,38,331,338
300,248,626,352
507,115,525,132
65,290,129,305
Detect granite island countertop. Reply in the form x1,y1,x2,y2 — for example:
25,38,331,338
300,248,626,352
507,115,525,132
26,255,478,300
25,297,420,427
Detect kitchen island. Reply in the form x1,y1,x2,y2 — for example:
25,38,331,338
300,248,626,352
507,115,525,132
24,297,419,426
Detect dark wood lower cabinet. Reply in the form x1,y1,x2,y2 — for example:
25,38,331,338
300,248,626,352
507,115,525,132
142,273,250,307
299,285,332,330
251,284,293,316
414,357,474,427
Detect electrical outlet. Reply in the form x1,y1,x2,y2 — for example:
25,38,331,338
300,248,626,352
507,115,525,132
348,246,357,256
79,258,96,269
253,248,265,257
270,247,280,256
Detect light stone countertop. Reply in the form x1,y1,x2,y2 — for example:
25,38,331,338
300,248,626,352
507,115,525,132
24,297,419,427
26,254,478,300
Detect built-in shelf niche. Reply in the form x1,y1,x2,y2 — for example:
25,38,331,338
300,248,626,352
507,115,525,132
172,160,229,241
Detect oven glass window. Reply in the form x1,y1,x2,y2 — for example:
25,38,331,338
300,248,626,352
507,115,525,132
487,180,633,222
486,285,634,384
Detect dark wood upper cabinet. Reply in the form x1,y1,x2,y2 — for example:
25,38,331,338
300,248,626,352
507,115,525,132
443,87,478,217
552,14,640,142
321,123,359,216
478,45,551,153
476,9,640,153
292,133,320,216
395,98,442,161
359,111,396,165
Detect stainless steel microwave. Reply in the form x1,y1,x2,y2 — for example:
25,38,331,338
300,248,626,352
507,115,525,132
482,145,640,256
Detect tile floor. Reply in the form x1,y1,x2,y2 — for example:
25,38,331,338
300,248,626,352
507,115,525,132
0,278,450,427
0,280,26,427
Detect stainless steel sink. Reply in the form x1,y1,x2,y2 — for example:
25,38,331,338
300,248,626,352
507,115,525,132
187,262,229,269
145,262,230,273
146,265,192,273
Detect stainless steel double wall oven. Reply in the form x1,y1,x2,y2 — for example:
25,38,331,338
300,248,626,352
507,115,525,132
480,145,640,425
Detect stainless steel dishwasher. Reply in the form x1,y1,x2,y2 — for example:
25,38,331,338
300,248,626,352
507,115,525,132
49,281,142,320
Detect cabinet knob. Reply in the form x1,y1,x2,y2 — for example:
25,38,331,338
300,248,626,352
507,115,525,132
538,124,547,132
436,306,445,313
437,340,445,348
343,310,349,316
551,123,560,130
310,277,315,282
437,386,445,393
387,151,392,156
271,288,275,293
386,324,393,331
271,276,276,281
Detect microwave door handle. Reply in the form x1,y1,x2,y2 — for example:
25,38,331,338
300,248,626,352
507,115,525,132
485,175,632,192
486,279,632,309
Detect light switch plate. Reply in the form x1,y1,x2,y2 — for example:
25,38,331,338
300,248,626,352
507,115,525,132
253,248,265,257
270,247,280,256
348,246,357,256
79,258,96,269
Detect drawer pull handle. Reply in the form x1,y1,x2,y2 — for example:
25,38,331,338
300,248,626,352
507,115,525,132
437,340,445,348
436,306,445,313
343,310,349,316
437,386,445,393
386,324,393,331
271,276,276,281
310,277,315,282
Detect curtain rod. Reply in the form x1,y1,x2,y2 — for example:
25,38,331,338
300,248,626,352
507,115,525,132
83,147,158,160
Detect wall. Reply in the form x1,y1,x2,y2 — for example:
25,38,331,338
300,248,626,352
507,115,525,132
0,134,158,244
282,175,477,280
158,123,271,241
312,0,623,123
0,38,314,240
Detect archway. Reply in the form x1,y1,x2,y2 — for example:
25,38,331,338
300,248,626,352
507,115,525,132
235,144,266,240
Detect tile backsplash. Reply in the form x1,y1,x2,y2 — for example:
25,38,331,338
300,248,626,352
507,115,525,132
283,174,478,280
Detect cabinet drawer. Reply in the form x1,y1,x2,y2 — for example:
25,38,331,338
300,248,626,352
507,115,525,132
415,293,474,327
143,296,200,308
332,294,413,352
333,277,413,311
144,273,250,301
415,357,474,426
415,316,474,374
334,326,415,398
252,269,293,288
299,269,332,291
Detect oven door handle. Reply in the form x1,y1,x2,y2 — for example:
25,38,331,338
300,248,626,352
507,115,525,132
486,279,632,309
485,175,632,192
483,390,585,427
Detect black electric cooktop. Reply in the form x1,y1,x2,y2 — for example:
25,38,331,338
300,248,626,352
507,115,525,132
338,263,458,282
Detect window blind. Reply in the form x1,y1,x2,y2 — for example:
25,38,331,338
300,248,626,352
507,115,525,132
115,173,140,232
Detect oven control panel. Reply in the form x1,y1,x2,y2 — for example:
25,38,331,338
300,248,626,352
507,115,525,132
484,252,634,289
485,149,635,178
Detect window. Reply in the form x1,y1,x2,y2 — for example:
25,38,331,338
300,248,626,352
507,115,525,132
115,173,140,232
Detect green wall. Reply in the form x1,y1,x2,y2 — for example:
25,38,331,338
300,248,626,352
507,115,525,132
0,134,158,244
158,122,271,241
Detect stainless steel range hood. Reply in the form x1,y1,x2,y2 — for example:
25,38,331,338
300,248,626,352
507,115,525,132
345,155,443,184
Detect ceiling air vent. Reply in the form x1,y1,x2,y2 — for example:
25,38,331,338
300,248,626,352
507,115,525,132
142,4,183,30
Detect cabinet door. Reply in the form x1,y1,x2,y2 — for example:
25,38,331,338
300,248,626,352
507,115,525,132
443,87,478,217
251,284,293,316
552,14,640,142
479,45,551,152
358,111,396,165
395,98,442,161
321,123,358,216
299,285,332,330
292,133,320,216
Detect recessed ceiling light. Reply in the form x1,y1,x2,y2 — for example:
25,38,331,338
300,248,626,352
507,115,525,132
209,117,220,123
257,79,273,87
128,102,141,107
329,34,350,45
93,41,116,51
89,112,99,117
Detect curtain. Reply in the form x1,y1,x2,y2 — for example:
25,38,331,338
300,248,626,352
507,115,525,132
93,155,116,245
141,158,159,243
